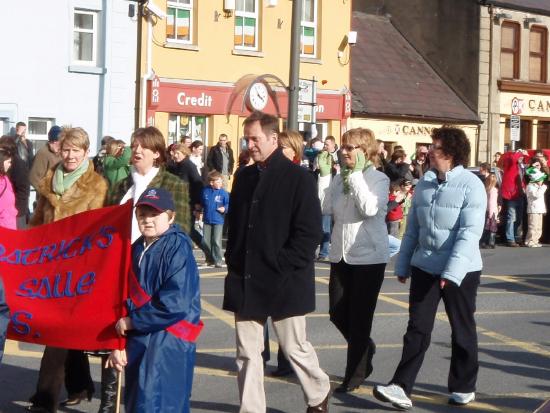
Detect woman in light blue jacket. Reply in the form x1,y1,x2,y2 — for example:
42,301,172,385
374,127,486,410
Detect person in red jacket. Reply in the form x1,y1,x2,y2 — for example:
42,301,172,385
499,149,527,246
387,181,404,238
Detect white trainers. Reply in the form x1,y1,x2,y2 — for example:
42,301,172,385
373,384,412,410
449,392,475,405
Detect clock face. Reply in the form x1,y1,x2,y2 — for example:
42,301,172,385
248,82,269,111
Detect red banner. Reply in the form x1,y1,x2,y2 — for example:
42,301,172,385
0,202,132,350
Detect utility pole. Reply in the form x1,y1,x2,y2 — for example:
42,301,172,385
287,0,302,130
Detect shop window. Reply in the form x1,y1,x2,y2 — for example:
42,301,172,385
73,9,98,65
538,122,550,149
166,0,193,44
529,26,547,83
28,117,55,153
234,0,259,50
0,119,9,135
500,21,520,80
168,114,209,148
301,0,318,57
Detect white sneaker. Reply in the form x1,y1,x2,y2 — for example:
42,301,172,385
373,384,412,410
449,392,475,405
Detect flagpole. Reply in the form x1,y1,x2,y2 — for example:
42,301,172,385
115,371,122,413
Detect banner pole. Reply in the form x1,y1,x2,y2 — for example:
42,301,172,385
115,371,122,413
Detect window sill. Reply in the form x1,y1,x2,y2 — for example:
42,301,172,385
164,42,199,51
232,49,265,58
68,65,106,75
300,57,322,65
498,79,550,94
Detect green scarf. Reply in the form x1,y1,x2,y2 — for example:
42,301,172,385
53,159,90,196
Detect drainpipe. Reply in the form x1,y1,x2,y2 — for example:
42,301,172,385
487,4,495,161
140,11,154,127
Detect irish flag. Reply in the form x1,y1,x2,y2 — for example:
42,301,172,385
302,26,315,55
166,7,190,40
235,16,256,47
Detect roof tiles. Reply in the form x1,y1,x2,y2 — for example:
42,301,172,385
351,12,480,123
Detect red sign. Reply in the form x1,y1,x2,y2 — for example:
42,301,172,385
0,203,132,350
148,80,346,120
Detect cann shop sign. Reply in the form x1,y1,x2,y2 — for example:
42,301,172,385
501,93,550,118
383,123,435,137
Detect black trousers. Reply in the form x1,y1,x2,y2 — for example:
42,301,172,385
329,260,386,386
30,347,94,412
391,267,480,395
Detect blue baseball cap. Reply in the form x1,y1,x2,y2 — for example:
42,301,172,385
48,125,62,142
136,188,175,212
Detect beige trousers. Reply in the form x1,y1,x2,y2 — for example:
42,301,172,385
235,315,330,413
525,213,544,245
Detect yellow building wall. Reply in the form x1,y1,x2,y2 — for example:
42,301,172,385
144,1,351,158
349,117,480,167
146,1,351,90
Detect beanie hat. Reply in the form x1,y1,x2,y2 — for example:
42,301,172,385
48,126,62,142
526,166,547,183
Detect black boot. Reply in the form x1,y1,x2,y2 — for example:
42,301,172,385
98,358,119,413
488,232,496,249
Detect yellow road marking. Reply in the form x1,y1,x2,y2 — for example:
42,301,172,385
374,289,550,359
484,274,550,293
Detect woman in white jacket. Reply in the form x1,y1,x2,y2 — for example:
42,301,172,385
322,128,389,393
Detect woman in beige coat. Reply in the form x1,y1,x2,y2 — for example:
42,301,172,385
28,127,108,413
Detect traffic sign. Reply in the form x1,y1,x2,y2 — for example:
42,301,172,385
510,115,521,142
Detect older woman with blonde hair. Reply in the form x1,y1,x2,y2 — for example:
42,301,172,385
322,127,390,394
28,127,108,412
278,130,304,164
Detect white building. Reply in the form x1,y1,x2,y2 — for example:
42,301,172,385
0,0,137,153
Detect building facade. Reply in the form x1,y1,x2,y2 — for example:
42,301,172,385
349,12,480,164
0,0,137,152
138,0,352,155
355,0,550,162
481,2,550,155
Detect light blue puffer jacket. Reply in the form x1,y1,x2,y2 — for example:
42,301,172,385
395,165,487,286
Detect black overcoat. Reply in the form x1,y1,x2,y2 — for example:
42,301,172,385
223,149,322,319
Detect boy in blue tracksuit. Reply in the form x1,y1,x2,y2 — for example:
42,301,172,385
0,278,9,363
107,188,202,413
201,170,230,268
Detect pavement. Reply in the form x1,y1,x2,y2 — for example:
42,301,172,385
2,244,550,412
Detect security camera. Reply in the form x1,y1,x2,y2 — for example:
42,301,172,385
145,0,166,19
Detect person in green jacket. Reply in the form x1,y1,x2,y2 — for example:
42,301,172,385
103,139,131,188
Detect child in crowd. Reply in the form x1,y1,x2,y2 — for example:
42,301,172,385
386,181,404,238
107,188,202,413
398,179,413,239
481,173,500,249
201,171,230,267
525,164,547,247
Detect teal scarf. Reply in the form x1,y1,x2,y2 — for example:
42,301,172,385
53,160,90,196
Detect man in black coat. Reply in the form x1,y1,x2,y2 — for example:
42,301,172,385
223,112,330,413
206,134,234,188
